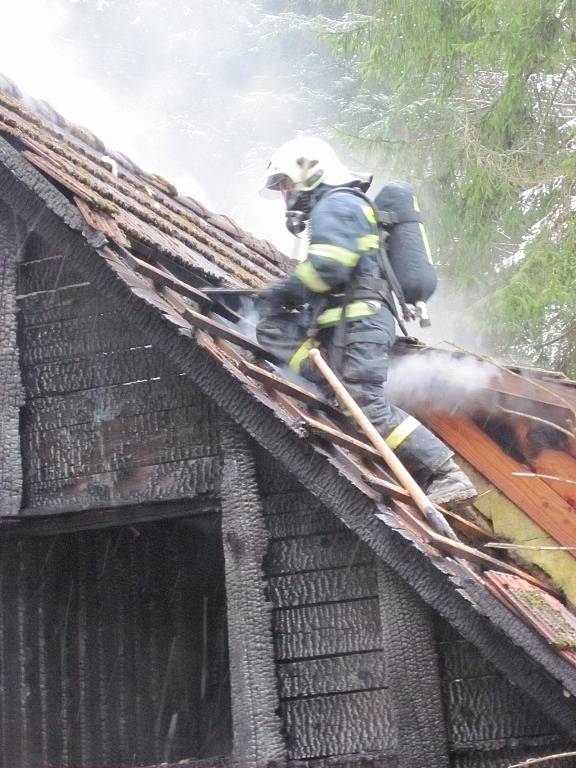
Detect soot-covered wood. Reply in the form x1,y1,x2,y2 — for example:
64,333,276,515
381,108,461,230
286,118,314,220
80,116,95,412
283,690,396,759
377,563,449,768
219,419,285,767
0,516,232,767
0,199,24,515
435,616,569,760
451,748,576,767
16,242,221,514
2,133,576,734
255,447,397,763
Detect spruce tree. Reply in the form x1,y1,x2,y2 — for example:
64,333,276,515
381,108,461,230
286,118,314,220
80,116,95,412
316,0,576,373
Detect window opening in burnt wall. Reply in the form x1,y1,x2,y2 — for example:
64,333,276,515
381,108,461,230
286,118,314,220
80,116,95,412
0,517,232,767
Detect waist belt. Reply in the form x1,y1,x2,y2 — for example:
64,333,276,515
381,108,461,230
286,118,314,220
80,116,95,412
350,274,392,304
317,300,381,327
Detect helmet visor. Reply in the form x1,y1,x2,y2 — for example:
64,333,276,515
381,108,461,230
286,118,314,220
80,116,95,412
259,172,293,199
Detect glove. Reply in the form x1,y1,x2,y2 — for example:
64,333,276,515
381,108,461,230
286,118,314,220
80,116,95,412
255,274,312,320
254,278,297,319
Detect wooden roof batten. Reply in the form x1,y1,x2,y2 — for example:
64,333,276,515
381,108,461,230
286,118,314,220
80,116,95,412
0,91,576,741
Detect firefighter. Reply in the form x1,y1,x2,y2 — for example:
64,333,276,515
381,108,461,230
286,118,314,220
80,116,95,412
255,136,477,508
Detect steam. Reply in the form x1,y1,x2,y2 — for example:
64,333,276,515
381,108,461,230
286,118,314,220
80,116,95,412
0,0,494,363
233,298,260,343
386,351,499,413
0,0,364,255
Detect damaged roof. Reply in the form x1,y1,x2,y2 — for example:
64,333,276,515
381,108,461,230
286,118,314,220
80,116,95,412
0,74,575,728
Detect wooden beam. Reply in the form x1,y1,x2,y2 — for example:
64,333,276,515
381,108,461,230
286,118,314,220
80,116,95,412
219,418,286,766
304,415,381,460
422,412,576,557
377,562,450,768
391,501,561,595
2,497,218,537
184,304,271,358
238,358,340,417
0,199,24,515
510,419,576,510
112,245,212,305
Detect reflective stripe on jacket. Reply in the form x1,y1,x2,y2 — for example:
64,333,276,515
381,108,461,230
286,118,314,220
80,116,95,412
294,188,380,305
254,186,385,330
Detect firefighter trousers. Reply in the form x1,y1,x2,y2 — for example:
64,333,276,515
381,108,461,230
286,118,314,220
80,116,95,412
256,306,452,484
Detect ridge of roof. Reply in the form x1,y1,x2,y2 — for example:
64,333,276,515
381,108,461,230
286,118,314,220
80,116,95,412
0,74,575,731
0,72,289,285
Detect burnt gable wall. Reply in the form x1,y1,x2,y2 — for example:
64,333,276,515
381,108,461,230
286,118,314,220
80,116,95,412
253,446,575,768
254,444,410,766
435,617,575,767
16,231,220,515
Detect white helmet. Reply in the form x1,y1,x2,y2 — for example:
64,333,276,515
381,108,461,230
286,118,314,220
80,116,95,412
260,136,371,199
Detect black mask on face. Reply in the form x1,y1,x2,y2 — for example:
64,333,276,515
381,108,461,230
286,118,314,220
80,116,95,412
284,190,311,235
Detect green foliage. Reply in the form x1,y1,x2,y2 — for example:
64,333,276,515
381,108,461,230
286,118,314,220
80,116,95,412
313,0,576,373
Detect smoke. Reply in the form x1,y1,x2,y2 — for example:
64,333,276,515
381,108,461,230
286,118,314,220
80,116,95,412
232,298,260,343
386,350,499,413
0,0,494,362
0,0,365,255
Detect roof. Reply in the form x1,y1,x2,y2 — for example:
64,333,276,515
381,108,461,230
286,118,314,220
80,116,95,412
0,74,575,733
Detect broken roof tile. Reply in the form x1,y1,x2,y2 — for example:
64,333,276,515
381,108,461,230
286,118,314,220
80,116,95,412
1,75,576,680
485,572,576,650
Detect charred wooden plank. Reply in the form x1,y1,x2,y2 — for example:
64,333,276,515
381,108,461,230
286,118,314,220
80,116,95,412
21,313,145,364
75,197,130,248
377,562,449,768
22,346,168,397
278,651,387,699
24,416,218,483
264,506,346,539
304,416,382,461
116,247,211,306
445,675,559,747
22,149,115,212
238,359,340,417
273,599,382,660
16,284,114,326
252,443,305,496
437,638,498,682
219,419,285,766
23,456,220,515
26,375,204,432
436,509,494,542
267,564,378,609
282,689,396,760
261,489,327,516
17,254,85,294
266,531,374,576
160,283,249,328
184,305,271,358
4,497,218,535
0,199,24,514
360,470,412,502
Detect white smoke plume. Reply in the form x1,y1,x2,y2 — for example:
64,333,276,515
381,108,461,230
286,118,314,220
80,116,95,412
386,350,499,414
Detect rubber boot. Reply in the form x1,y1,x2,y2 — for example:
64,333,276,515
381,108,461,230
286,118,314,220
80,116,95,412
424,458,477,509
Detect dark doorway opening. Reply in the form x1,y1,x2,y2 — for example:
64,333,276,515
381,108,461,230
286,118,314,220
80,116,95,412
0,515,232,767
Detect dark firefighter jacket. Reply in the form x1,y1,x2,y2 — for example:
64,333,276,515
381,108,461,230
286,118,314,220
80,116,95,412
256,184,391,370
255,184,453,480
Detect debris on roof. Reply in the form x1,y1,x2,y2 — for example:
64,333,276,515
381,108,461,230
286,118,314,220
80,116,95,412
0,73,575,683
